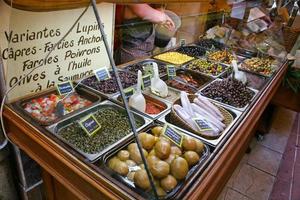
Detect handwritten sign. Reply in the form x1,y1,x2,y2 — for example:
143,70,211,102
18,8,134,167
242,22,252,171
79,114,101,137
94,67,110,81
124,87,135,99
162,124,183,147
0,2,114,102
193,118,213,131
167,65,176,79
141,74,151,90
56,81,74,95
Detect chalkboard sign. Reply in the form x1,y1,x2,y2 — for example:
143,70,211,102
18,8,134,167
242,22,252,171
193,118,213,131
56,81,74,96
180,39,186,46
141,74,151,90
94,67,111,81
124,87,135,99
162,124,183,147
79,114,101,137
167,65,176,79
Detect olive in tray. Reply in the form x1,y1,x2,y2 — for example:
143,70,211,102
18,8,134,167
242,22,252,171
105,125,208,197
201,78,255,108
125,61,167,76
175,46,206,57
81,71,137,94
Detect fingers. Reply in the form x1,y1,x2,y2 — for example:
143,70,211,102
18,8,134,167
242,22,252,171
161,14,175,31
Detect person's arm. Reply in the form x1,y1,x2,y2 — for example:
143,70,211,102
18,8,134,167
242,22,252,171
127,4,175,30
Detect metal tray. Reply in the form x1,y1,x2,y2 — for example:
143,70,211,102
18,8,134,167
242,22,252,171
95,122,211,200
122,59,167,78
46,100,152,162
152,51,196,66
112,93,171,120
198,79,259,112
12,85,102,126
182,59,229,79
173,69,213,90
158,104,242,147
231,46,258,58
143,87,181,104
76,70,137,98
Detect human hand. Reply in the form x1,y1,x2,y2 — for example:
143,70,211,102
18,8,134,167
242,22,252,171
160,12,175,31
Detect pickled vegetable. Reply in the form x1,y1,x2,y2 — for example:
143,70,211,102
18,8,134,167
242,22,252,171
23,93,92,123
145,101,163,115
125,61,166,75
154,52,194,65
166,80,197,94
134,169,151,190
242,57,274,76
197,39,225,50
207,50,234,64
170,157,189,180
176,46,206,57
58,107,143,154
106,125,207,196
186,59,225,76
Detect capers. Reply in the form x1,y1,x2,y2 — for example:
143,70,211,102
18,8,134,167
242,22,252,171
58,108,143,154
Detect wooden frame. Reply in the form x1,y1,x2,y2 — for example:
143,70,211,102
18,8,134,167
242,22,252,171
3,0,210,12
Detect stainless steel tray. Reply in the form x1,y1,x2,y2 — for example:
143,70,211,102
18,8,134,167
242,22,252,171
75,70,137,98
111,93,171,120
12,85,102,126
95,122,211,200
198,79,259,112
157,105,242,147
122,59,167,78
182,59,230,79
46,100,152,162
172,69,213,90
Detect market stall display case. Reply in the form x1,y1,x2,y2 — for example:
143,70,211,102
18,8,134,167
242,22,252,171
0,0,293,200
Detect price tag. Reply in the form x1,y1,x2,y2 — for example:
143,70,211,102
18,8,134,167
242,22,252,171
124,87,135,99
79,115,101,137
94,67,110,81
167,65,176,79
141,74,151,90
180,39,186,46
143,64,154,78
193,118,213,131
56,81,74,96
162,124,183,147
